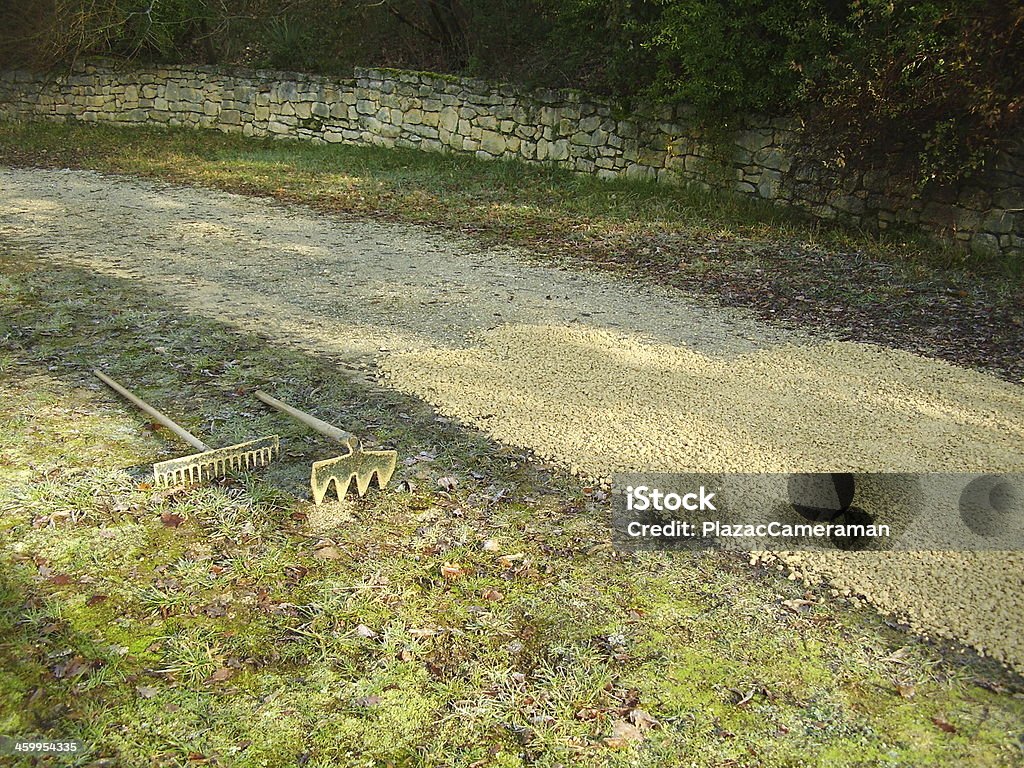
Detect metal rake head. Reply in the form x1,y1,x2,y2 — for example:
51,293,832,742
309,443,398,505
153,435,280,487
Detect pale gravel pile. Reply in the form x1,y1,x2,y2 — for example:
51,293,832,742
2,167,1022,670
379,325,1024,669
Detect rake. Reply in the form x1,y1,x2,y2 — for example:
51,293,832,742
254,389,397,504
93,369,279,487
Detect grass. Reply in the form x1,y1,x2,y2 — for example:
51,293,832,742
2,245,1024,766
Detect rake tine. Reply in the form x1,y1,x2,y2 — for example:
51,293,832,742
254,389,397,502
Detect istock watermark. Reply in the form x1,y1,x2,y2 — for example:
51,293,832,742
611,472,1024,552
624,484,718,512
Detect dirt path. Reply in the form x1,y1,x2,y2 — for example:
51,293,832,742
2,166,1023,671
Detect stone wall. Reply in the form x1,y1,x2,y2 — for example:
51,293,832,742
1,63,1020,260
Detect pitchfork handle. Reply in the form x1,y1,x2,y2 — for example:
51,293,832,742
254,390,359,449
93,369,211,453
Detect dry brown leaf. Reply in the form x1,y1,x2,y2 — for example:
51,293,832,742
160,511,184,528
781,598,814,614
208,667,233,682
482,588,504,601
136,685,160,699
932,717,957,734
313,546,342,560
896,683,916,699
441,562,467,579
628,708,659,732
604,719,644,747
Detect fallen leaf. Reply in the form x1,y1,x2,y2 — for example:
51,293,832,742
86,594,108,606
932,717,957,734
49,574,73,586
160,511,184,528
437,476,458,491
441,562,467,579
628,708,659,732
482,588,504,601
481,539,500,552
313,546,342,560
354,624,379,639
136,685,160,699
353,695,382,707
604,719,644,747
208,667,233,682
896,683,916,699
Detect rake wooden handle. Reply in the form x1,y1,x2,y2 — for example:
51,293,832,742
254,390,359,448
93,369,211,452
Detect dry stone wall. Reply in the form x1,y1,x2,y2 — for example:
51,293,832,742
1,62,1021,260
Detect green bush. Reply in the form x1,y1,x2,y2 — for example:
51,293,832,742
2,1,1018,187
540,0,840,116
806,0,1024,186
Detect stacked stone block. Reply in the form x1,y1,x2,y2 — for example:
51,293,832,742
0,63,1019,259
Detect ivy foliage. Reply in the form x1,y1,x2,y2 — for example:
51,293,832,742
806,0,1024,185
540,0,1021,182
545,0,843,117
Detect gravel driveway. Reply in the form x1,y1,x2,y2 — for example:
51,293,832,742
2,166,1022,670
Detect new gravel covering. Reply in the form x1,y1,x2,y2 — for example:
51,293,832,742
380,326,1024,670
2,167,1022,671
